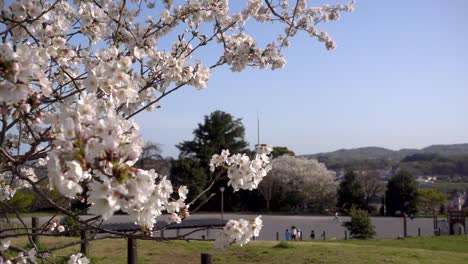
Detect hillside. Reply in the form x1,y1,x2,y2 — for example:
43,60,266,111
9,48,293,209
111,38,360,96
302,144,468,176
419,143,468,155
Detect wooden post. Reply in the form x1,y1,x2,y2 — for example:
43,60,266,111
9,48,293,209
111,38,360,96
322,231,326,240
80,230,89,256
31,217,39,244
276,232,279,241
459,226,462,235
438,227,441,236
201,253,212,264
127,237,137,264
418,228,421,237
176,228,180,237
160,229,165,238
344,230,348,240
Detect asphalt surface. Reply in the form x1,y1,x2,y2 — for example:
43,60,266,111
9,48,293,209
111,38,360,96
8,213,438,240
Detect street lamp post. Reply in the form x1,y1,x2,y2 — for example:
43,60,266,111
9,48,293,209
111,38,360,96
403,212,408,237
220,187,225,220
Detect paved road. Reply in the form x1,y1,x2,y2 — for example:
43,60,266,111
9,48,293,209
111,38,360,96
176,214,435,240
8,213,436,240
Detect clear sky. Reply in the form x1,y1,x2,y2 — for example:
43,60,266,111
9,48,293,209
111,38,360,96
136,0,468,157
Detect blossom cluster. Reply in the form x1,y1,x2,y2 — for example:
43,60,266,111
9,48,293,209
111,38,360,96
223,33,286,72
0,43,51,105
47,222,66,233
0,240,36,264
68,253,90,264
210,145,273,191
0,167,36,201
44,93,188,229
214,216,263,249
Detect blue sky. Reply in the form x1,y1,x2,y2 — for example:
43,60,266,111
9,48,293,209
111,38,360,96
136,0,468,157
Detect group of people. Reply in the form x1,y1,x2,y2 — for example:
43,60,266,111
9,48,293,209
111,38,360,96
284,226,302,240
285,227,318,240
283,212,342,241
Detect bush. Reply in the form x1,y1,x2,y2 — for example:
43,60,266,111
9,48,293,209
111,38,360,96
60,215,81,237
5,190,35,211
343,206,376,239
273,241,295,249
24,241,48,252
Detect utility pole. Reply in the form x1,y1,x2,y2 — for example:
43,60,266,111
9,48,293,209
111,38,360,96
257,112,260,146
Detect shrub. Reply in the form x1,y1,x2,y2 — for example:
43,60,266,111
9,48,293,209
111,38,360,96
5,190,35,212
24,241,48,251
273,241,295,249
343,206,376,239
60,215,81,237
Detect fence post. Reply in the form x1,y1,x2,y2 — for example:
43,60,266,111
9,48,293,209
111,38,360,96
31,217,39,244
459,226,462,235
322,231,326,240
201,253,212,264
276,232,279,241
80,230,89,256
344,230,348,240
127,237,137,264
418,228,421,237
438,227,441,236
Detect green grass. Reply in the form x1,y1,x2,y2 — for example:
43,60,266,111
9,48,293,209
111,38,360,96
1,211,64,219
336,235,468,254
6,235,468,263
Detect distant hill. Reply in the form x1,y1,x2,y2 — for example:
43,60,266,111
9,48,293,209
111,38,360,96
302,147,415,170
302,144,468,175
419,143,468,156
304,147,417,161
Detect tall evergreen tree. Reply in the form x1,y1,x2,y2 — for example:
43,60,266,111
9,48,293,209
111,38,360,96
385,170,419,216
337,171,366,212
171,110,249,210
177,110,249,164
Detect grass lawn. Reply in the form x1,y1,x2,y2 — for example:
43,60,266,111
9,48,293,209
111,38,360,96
6,235,468,263
1,211,64,219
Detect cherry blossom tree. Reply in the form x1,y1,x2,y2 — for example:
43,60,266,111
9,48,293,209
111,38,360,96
267,155,337,213
0,0,353,262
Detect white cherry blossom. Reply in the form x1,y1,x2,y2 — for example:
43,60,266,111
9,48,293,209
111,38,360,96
0,0,354,257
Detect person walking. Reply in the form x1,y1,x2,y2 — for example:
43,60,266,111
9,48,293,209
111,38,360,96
285,229,290,241
333,212,341,222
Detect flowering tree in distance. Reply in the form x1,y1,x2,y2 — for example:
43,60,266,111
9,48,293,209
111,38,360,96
264,155,337,213
0,0,354,262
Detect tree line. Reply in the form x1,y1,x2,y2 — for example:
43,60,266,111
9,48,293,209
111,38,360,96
130,110,449,217
8,110,448,218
